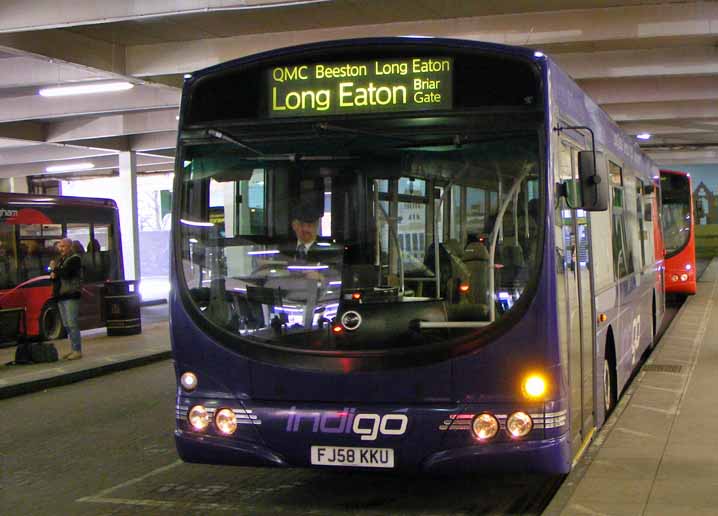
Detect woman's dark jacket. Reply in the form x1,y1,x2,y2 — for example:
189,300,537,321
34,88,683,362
52,254,82,300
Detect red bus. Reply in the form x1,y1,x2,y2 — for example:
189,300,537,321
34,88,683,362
0,193,124,338
660,169,696,295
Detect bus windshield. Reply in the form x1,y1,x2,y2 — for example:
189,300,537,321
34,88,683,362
661,173,691,257
177,127,542,351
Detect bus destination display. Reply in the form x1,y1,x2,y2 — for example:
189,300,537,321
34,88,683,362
268,57,453,117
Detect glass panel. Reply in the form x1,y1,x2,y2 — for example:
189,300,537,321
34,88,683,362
450,185,462,241
42,224,62,236
0,224,18,289
19,239,51,281
19,224,41,237
660,173,691,257
398,200,427,275
67,223,91,255
610,162,634,278
178,133,542,351
398,177,426,196
90,224,118,281
635,180,646,269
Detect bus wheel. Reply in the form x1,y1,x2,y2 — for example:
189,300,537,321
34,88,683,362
40,304,66,341
603,354,617,417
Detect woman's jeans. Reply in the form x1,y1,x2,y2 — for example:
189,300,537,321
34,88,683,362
57,298,82,352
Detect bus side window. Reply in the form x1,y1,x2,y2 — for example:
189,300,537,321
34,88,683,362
91,224,116,280
0,226,17,289
609,162,635,278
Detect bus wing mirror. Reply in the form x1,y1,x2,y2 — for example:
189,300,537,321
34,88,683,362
577,150,608,211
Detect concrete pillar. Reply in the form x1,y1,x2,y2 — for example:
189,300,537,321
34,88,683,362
118,151,141,281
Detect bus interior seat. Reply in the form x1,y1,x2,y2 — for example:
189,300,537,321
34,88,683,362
82,252,104,282
423,240,468,303
495,242,525,288
463,240,490,309
341,264,379,289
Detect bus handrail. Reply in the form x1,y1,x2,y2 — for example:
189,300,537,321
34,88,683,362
374,196,405,294
488,168,531,322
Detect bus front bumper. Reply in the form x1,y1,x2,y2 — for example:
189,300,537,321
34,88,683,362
175,429,571,474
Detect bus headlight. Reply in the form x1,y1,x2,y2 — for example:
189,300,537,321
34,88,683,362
507,411,533,438
522,374,547,399
471,413,499,440
680,273,688,282
215,408,237,435
180,372,198,391
188,405,210,431
671,274,679,282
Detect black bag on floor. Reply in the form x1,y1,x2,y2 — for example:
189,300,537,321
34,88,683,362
30,342,59,363
13,340,34,364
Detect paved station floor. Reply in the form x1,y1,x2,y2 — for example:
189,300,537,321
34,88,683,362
0,304,170,399
547,259,718,516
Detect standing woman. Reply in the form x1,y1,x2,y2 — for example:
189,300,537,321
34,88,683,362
50,238,83,360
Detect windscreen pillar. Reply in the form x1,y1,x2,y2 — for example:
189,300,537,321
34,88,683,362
118,151,141,281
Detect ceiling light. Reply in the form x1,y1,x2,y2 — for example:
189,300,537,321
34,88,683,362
39,81,134,97
636,133,651,140
45,162,95,173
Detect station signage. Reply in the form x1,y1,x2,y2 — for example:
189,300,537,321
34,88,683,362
267,57,453,117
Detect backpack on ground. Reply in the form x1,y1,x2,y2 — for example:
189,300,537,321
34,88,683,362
13,340,34,364
29,341,59,363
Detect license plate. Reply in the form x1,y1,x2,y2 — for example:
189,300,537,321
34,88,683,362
310,446,394,468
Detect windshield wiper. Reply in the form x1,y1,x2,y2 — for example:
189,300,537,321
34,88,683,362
206,128,264,156
315,122,414,144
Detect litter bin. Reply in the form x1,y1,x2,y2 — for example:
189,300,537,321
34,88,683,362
103,280,141,336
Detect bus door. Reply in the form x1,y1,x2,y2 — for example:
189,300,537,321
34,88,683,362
556,139,595,455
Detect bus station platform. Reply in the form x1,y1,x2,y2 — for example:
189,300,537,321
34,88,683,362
4,269,718,516
546,258,718,516
0,305,170,400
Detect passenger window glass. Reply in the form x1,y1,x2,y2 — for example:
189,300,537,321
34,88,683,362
67,223,91,254
609,161,634,278
0,225,18,289
90,224,118,280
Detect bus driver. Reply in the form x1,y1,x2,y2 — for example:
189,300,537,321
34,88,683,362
290,199,324,261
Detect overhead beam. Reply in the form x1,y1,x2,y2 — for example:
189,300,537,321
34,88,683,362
0,120,45,141
0,55,105,88
554,46,718,80
129,131,177,152
605,101,718,122
0,152,173,178
47,108,177,142
0,31,125,76
54,136,130,153
581,76,718,105
0,85,180,123
124,2,718,76
619,119,718,136
0,0,301,31
0,143,115,166
646,149,718,166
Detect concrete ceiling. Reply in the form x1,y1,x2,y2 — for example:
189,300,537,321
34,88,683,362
0,0,717,179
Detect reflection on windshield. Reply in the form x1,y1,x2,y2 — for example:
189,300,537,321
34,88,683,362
662,202,690,256
179,135,542,351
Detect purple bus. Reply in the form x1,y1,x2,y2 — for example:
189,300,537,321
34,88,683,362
170,38,664,474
